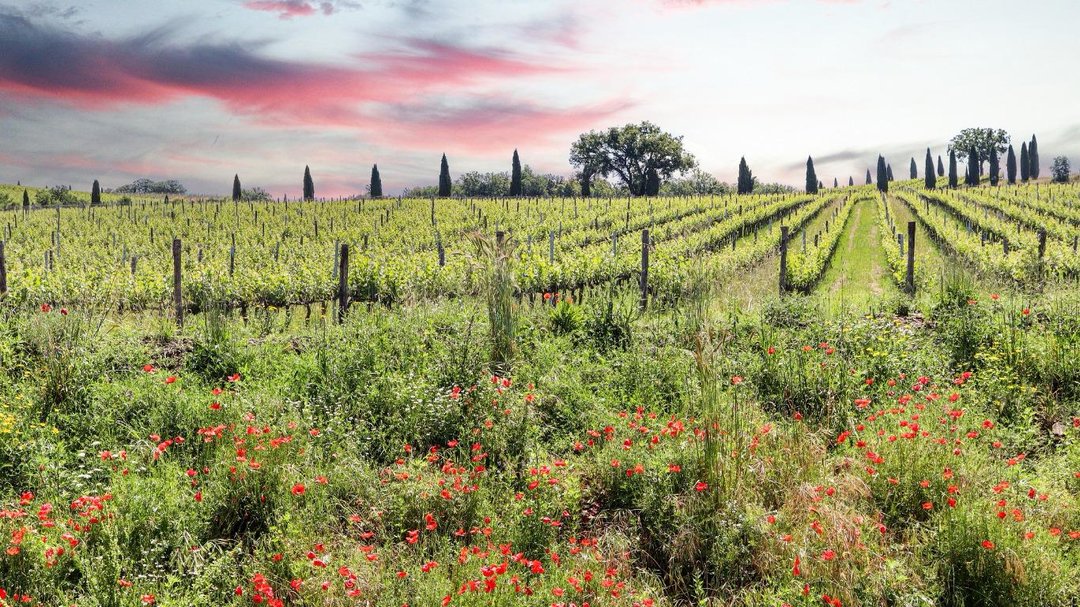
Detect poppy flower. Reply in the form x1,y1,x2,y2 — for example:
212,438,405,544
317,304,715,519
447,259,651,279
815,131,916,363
41,303,52,313
694,481,708,492
165,376,177,385
981,540,994,550
792,555,801,576
291,483,306,496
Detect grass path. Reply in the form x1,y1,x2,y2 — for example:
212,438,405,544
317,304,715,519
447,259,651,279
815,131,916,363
814,196,898,311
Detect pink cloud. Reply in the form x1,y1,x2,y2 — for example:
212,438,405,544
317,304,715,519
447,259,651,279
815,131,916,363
243,1,318,19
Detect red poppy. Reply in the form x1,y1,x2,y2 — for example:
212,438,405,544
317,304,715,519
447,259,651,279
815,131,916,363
694,481,708,492
291,483,306,496
981,540,994,550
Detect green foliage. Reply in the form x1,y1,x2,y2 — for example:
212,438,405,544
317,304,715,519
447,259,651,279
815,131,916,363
570,121,697,196
1050,156,1071,183
113,178,186,195
660,168,731,196
949,127,1010,173
548,298,583,335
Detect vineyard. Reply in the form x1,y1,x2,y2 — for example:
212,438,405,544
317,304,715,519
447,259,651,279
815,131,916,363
2,178,1080,607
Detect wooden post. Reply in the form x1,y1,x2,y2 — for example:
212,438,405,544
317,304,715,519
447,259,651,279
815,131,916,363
131,255,137,276
0,240,6,297
337,243,350,323
1037,230,1047,260
639,229,649,312
496,230,505,245
779,226,789,294
229,245,236,276
548,231,555,264
905,221,916,294
172,238,183,328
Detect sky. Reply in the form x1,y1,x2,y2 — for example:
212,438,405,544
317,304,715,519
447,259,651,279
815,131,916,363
1,0,1078,197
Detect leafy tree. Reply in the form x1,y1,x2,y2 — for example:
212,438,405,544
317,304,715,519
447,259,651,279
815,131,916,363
865,169,872,185
1029,134,1040,179
569,122,696,196
240,187,271,202
580,170,591,197
1006,145,1017,184
91,179,101,206
1050,156,1071,183
303,165,315,201
438,154,452,197
924,148,935,189
369,164,383,198
113,179,186,194
805,156,818,194
752,179,796,195
948,128,1009,175
232,175,242,202
510,150,522,196
402,185,439,198
965,147,980,186
737,157,753,195
457,171,510,197
1020,142,1030,181
989,147,1000,186
660,169,730,196
937,156,944,177
948,150,958,188
910,157,917,180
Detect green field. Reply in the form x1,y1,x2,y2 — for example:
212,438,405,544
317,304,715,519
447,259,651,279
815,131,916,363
2,179,1080,606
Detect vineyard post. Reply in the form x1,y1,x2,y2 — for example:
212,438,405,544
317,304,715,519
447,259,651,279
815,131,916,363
905,222,916,294
779,226,789,295
131,255,137,276
173,238,183,328
639,229,649,312
229,245,236,276
337,243,350,323
1037,230,1047,260
548,231,555,264
0,239,6,298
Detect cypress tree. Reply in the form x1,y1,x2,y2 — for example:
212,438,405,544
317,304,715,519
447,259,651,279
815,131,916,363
1029,134,1039,179
510,150,522,196
948,150,958,188
937,155,945,177
833,177,838,188
887,164,894,182
737,157,753,194
91,179,101,206
22,189,29,208
1006,145,1017,184
370,164,383,198
1020,142,1030,181
805,156,818,194
232,174,241,202
818,180,823,190
438,154,452,197
848,176,854,186
924,148,935,189
910,157,918,180
989,147,1000,186
966,147,979,186
876,156,888,192
303,165,315,201
865,169,872,185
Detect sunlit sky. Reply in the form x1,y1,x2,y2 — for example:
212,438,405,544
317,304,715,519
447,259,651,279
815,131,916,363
1,0,1078,196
